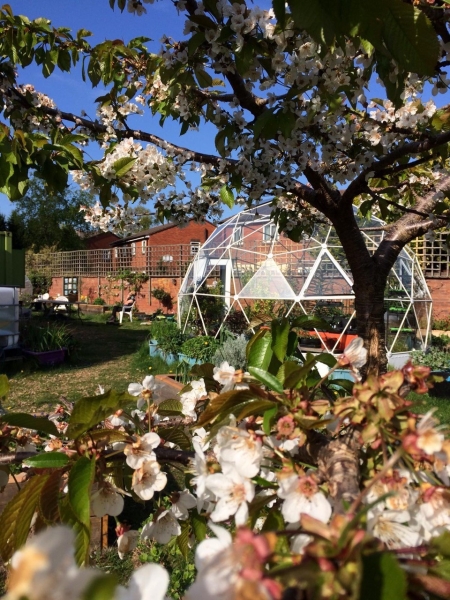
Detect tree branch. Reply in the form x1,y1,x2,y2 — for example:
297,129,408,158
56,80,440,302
7,85,231,168
342,130,450,204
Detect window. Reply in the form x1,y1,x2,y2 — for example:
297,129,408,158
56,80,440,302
103,250,111,261
131,242,136,256
142,239,147,254
114,248,118,258
190,241,200,255
63,277,78,296
233,227,243,246
263,223,278,243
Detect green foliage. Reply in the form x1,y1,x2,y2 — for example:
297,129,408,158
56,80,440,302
151,287,173,310
138,540,196,600
28,270,52,296
66,388,136,438
1,412,58,436
21,320,75,353
9,178,94,252
181,336,220,362
433,316,450,331
360,552,407,600
213,334,248,370
0,474,49,562
149,321,186,355
93,297,106,305
411,347,450,371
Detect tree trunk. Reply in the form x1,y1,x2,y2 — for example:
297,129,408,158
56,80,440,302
327,203,392,377
353,272,389,377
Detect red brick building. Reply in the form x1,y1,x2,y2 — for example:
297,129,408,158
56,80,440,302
37,220,215,314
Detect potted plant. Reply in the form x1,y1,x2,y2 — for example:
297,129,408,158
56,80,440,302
21,321,75,366
148,321,185,363
181,336,221,364
411,347,450,397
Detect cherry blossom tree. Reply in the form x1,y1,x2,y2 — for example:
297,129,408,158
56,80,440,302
1,0,450,373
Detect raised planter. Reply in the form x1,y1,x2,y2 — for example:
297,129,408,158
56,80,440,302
22,348,67,366
81,304,110,314
178,353,199,367
149,340,161,358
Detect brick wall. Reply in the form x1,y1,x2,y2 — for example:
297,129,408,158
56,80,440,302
150,222,214,245
425,278,450,319
49,275,183,315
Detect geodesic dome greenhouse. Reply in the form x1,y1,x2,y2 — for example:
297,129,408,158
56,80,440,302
178,203,432,362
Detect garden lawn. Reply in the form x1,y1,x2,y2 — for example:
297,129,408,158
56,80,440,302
2,315,154,412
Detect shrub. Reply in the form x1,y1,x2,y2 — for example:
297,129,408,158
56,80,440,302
213,334,248,370
152,287,173,310
149,320,185,355
181,335,220,362
93,297,106,305
432,316,450,330
21,320,75,353
411,347,450,371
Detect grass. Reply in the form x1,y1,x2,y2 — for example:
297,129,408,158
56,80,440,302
1,313,166,412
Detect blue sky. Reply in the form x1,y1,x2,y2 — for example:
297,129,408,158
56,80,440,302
0,0,222,218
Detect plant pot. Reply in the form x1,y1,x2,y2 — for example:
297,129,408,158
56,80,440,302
149,340,161,358
162,351,178,364
23,348,67,366
178,353,199,367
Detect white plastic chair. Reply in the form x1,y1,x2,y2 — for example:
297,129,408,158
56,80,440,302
119,301,135,323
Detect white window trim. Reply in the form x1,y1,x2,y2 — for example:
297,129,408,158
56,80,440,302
263,223,278,243
131,242,136,256
142,239,147,254
233,226,243,246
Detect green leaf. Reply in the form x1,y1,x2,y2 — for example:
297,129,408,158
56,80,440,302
261,508,285,532
1,413,58,436
0,474,49,561
158,398,183,416
113,156,137,178
219,185,234,209
252,108,276,140
162,428,191,450
273,0,286,27
68,456,95,526
62,456,95,566
249,367,284,393
235,399,277,421
263,405,278,435
271,318,290,362
39,470,62,524
431,531,450,557
191,511,207,542
194,67,213,88
81,574,119,600
67,389,135,439
381,0,439,76
360,552,407,600
288,0,337,45
177,520,190,559
0,374,9,397
23,452,69,469
315,353,338,368
247,329,274,370
197,388,266,427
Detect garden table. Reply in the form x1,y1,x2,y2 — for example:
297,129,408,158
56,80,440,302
31,299,83,321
